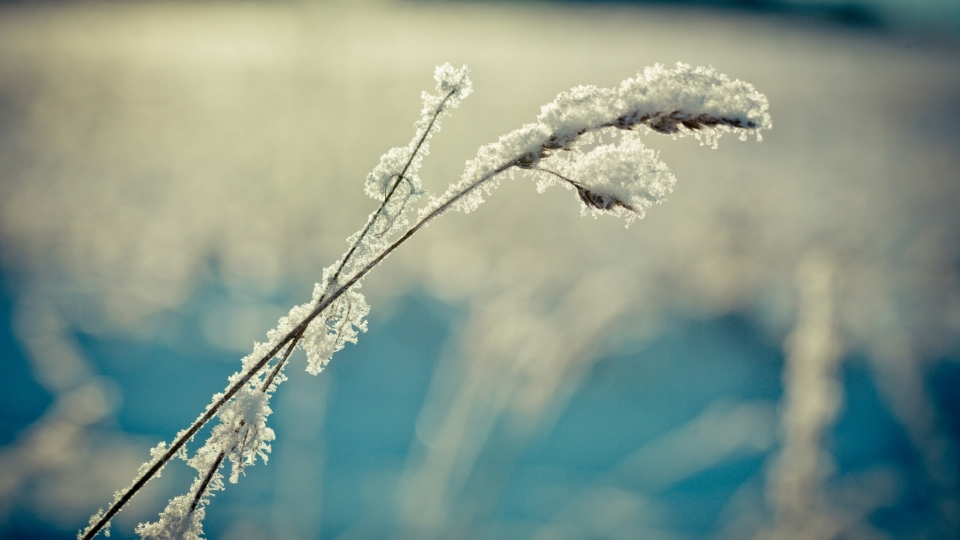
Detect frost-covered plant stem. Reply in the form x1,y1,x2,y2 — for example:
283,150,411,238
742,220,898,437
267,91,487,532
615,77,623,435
80,76,465,540
189,449,225,513
81,62,769,540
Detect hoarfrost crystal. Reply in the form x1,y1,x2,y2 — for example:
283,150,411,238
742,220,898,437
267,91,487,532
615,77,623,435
538,134,676,225
301,281,370,375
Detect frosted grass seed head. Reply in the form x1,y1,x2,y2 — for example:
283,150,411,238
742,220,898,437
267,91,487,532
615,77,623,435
80,62,768,540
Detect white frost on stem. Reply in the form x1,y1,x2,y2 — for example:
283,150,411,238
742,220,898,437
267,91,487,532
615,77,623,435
81,62,769,540
291,273,371,375
365,63,472,202
420,62,769,226
348,64,472,277
538,133,676,225
127,64,472,540
135,446,225,540
298,65,470,373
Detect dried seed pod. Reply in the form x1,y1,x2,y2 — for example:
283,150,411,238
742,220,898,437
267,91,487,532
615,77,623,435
515,148,551,169
646,112,681,134
575,185,636,213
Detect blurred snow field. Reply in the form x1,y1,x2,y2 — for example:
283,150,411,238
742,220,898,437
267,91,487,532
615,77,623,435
0,1,958,539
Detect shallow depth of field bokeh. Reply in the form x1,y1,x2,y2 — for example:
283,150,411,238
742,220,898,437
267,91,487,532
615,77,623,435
1,1,959,539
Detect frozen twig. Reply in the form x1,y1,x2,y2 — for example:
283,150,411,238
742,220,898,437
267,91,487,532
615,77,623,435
81,62,769,540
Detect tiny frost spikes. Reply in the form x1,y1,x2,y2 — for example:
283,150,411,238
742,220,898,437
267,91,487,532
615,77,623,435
364,63,473,202
215,386,275,482
300,281,370,375
135,496,205,540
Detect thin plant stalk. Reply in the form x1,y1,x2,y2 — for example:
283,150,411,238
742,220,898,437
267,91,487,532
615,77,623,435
80,88,460,540
81,62,770,540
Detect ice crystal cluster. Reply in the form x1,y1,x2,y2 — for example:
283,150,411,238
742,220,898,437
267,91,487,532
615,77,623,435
80,62,768,540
